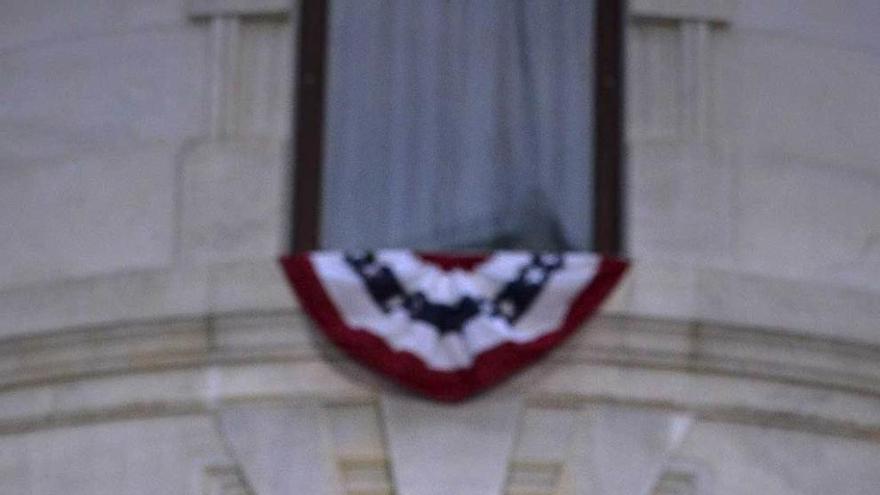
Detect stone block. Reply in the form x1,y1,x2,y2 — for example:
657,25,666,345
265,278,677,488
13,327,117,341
719,33,880,292
694,266,880,345
188,0,292,18
179,140,288,265
0,416,229,495
50,370,202,417
537,363,880,432
733,152,880,292
677,421,880,495
0,24,208,292
568,405,694,495
0,145,178,290
208,362,372,403
0,0,186,51
604,261,698,321
721,22,880,175
733,0,880,54
0,264,210,339
0,28,206,159
627,143,736,266
629,0,735,23
208,258,296,314
326,402,387,459
0,257,297,341
212,312,311,351
218,401,339,495
235,19,295,140
382,393,522,495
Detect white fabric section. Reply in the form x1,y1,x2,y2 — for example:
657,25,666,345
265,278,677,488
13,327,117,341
312,252,389,326
321,0,595,250
312,251,600,371
314,252,473,370
377,250,531,304
460,255,597,356
476,251,536,281
377,251,486,304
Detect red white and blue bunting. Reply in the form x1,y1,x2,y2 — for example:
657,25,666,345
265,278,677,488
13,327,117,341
280,251,627,401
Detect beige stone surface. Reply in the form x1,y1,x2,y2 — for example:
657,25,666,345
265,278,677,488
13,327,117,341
382,394,522,495
626,0,880,295
0,145,179,288
0,3,294,293
1,0,879,493
219,402,339,495
0,0,185,51
567,406,693,495
0,416,230,495
0,309,875,493
0,263,212,338
676,421,880,495
0,28,205,161
179,140,288,265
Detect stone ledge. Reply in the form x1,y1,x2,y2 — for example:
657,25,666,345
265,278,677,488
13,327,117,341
2,313,879,399
0,312,879,440
0,258,295,340
3,258,880,347
188,0,291,19
605,260,880,346
0,355,878,442
629,0,735,23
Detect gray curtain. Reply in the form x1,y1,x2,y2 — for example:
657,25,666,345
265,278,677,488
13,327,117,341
321,0,594,250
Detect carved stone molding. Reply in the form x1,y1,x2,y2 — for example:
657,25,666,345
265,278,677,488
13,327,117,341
626,14,720,144
629,0,735,24
0,309,878,493
201,465,254,495
189,0,293,19
198,13,294,140
651,459,711,495
0,310,879,444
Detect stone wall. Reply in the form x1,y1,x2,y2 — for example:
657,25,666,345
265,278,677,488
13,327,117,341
3,0,880,339
626,0,880,293
1,1,880,494
0,0,294,289
1,311,879,494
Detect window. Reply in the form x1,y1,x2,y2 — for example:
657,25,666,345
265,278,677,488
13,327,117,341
292,0,623,254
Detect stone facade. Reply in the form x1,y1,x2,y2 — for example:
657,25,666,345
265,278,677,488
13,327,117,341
626,0,880,292
1,0,879,494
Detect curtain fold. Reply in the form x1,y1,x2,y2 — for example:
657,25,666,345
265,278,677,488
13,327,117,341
322,0,594,250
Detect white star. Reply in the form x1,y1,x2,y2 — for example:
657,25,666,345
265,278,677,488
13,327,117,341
540,253,561,266
386,295,404,309
524,267,545,285
362,263,382,277
498,300,516,317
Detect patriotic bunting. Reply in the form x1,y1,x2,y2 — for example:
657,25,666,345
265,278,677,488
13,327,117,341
280,251,627,401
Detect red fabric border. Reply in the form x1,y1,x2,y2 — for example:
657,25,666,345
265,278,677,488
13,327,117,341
279,252,628,402
414,252,489,271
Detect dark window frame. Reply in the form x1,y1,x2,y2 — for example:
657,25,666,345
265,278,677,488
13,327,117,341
291,0,624,255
